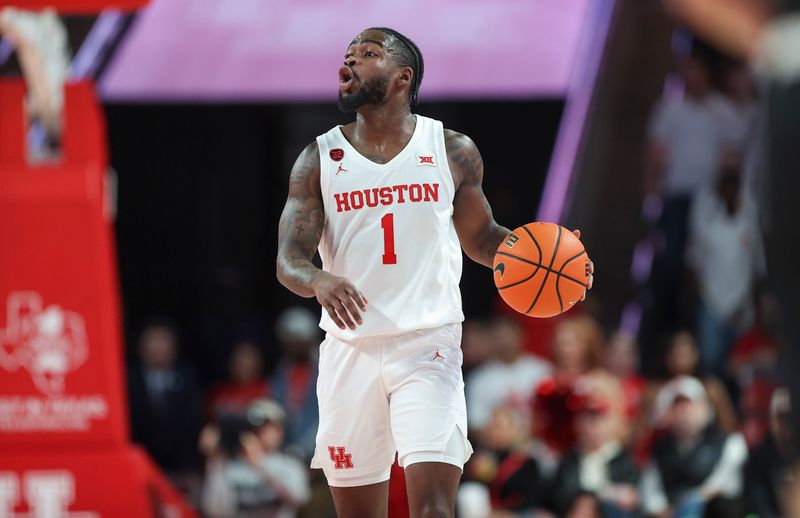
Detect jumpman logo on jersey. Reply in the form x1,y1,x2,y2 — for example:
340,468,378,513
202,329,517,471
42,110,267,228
336,163,349,176
431,350,445,361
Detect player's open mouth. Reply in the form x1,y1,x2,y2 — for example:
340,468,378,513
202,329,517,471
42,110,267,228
339,65,355,93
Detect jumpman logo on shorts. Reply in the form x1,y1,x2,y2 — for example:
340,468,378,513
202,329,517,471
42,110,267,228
431,350,445,361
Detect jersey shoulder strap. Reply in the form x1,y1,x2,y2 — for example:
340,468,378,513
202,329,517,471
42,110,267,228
315,127,345,202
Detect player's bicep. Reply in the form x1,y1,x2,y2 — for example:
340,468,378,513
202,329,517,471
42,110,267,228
448,131,495,251
277,143,324,260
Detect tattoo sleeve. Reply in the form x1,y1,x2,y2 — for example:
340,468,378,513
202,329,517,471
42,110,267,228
447,130,512,268
276,142,325,297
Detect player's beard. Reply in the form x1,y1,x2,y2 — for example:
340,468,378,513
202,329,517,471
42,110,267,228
337,74,390,113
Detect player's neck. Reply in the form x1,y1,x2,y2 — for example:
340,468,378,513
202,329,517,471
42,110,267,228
353,104,415,146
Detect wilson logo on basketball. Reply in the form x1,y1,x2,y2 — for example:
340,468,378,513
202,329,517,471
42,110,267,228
504,234,519,248
330,148,345,161
328,446,353,469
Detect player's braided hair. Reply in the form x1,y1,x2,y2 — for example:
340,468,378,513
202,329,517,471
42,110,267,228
368,27,424,105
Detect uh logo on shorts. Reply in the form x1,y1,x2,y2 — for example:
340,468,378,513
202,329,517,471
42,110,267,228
328,446,354,469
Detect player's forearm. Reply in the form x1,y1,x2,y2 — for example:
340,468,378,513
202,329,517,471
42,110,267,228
469,223,512,268
276,252,323,298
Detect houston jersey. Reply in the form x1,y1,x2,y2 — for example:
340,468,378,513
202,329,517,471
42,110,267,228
316,115,464,340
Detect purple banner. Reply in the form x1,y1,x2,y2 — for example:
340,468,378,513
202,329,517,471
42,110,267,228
99,0,591,101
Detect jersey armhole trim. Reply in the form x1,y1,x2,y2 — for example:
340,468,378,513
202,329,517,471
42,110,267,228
315,135,332,213
435,120,457,203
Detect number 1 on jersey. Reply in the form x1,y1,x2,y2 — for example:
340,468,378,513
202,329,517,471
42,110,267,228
381,213,397,265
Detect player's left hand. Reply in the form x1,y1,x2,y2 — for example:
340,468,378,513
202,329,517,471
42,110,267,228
572,229,594,301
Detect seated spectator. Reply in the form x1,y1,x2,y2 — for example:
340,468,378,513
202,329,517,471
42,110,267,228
532,316,624,455
640,376,747,518
745,388,794,518
739,378,780,448
728,292,779,383
128,318,202,477
459,406,545,516
270,307,320,461
686,149,765,377
467,316,551,431
200,399,310,518
207,340,269,420
605,329,647,425
635,331,737,452
550,392,639,517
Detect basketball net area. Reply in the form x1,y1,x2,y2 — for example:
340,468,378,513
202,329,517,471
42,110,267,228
0,1,196,516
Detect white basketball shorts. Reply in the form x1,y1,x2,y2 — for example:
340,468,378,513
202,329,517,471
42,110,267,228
310,323,473,487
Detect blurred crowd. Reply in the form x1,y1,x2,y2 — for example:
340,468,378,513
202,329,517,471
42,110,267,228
123,33,793,518
127,303,792,518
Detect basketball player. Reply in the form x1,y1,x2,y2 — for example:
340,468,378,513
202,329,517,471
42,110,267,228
277,28,594,517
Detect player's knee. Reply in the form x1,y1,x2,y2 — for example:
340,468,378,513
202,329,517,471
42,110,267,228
413,499,453,518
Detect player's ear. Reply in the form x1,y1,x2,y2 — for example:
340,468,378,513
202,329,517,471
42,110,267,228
397,66,413,90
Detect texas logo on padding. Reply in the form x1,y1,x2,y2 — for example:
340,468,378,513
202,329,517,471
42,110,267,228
0,292,89,395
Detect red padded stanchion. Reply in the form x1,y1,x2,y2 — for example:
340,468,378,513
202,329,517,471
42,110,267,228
0,79,196,517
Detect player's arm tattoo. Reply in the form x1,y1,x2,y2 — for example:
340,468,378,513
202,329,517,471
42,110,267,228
277,142,325,297
447,130,511,268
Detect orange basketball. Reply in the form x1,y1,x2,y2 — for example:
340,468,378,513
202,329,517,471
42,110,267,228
493,222,590,318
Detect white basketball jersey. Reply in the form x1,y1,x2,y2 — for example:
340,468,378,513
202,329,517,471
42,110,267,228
316,115,464,340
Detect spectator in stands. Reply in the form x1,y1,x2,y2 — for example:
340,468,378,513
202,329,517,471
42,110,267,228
199,399,310,518
720,60,758,151
686,150,765,376
458,406,545,517
532,316,624,455
605,329,647,425
270,307,319,461
467,316,551,432
728,291,779,386
645,48,737,329
635,331,737,450
550,391,639,517
729,293,781,447
128,318,202,477
745,388,794,518
640,376,747,518
206,340,269,420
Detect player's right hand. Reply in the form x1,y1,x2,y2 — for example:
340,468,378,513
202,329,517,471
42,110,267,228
312,272,368,330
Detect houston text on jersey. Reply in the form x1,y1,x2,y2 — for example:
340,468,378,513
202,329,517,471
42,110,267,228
333,183,439,213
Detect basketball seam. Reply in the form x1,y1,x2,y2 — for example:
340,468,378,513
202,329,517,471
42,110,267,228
495,251,586,288
554,249,588,313
497,264,541,290
496,227,543,291
525,225,562,315
521,225,543,265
